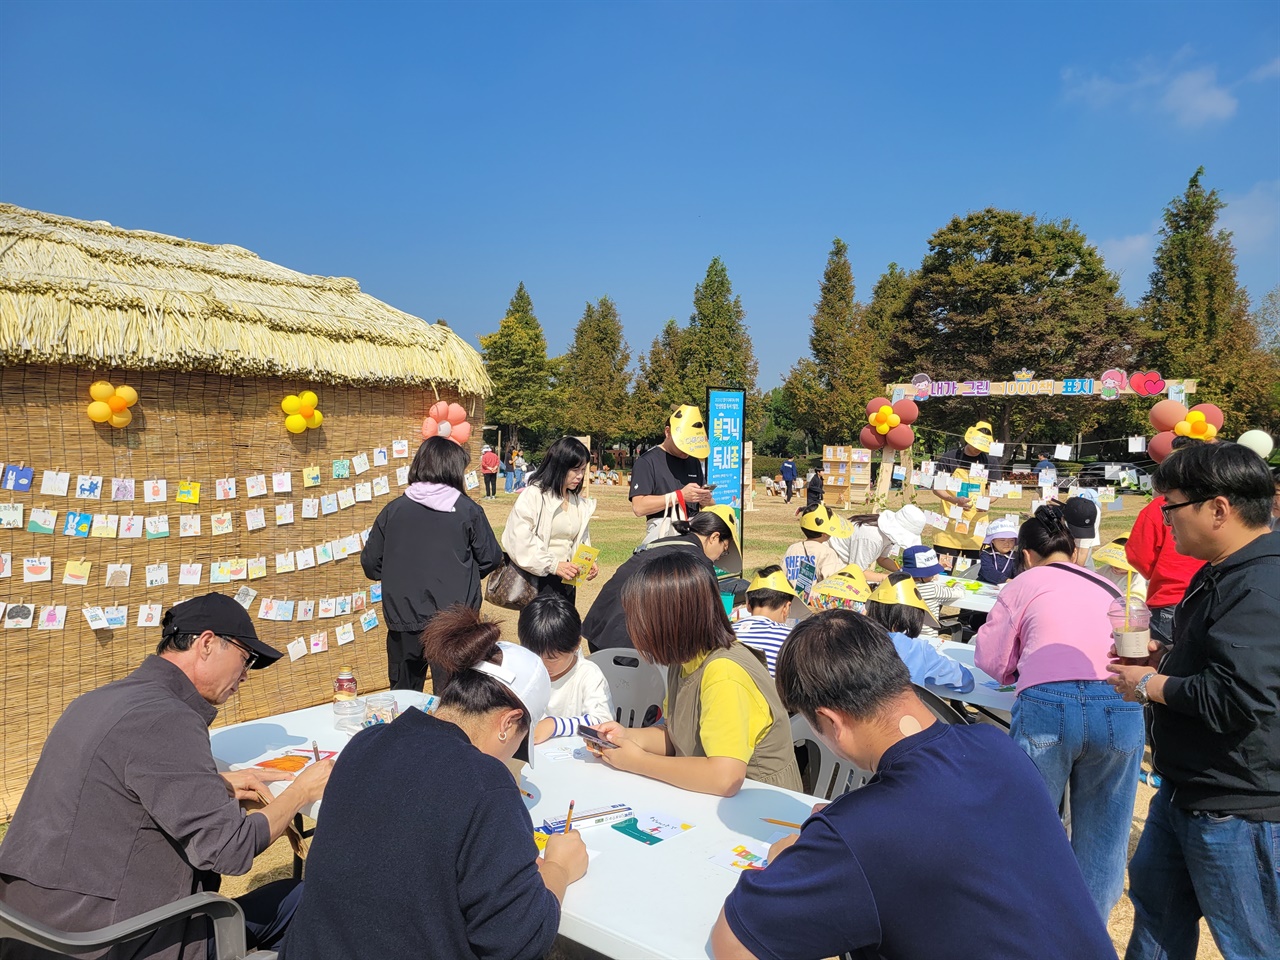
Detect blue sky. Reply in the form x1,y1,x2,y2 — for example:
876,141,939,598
2,1,1277,389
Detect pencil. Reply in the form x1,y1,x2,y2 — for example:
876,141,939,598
563,800,575,833
760,817,802,829
312,740,320,763
518,786,535,800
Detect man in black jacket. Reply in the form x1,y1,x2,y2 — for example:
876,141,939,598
1107,442,1280,960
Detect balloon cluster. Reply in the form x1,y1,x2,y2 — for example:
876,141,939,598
282,391,324,434
422,401,471,445
860,397,919,451
86,380,139,429
1148,400,1223,463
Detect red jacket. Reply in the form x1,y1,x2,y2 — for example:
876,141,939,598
1125,496,1205,608
480,451,500,474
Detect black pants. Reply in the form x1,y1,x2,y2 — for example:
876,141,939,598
387,628,431,692
483,472,497,497
533,574,576,606
783,480,793,502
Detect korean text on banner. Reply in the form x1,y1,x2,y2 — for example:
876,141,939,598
706,387,745,577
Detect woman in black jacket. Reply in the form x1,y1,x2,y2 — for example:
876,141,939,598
361,437,502,692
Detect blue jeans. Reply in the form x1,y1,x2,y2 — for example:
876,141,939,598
1012,679,1144,920
504,470,513,493
1126,785,1280,960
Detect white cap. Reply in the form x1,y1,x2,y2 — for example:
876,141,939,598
878,504,926,548
469,641,550,768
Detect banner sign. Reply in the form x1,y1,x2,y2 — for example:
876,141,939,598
706,387,745,578
894,369,1196,401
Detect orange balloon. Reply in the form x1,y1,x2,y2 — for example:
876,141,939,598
108,395,128,413
299,405,315,418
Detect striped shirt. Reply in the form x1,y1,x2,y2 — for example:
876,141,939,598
913,577,965,641
733,616,795,677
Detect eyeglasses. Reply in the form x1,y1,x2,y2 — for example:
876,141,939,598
222,636,261,670
1161,497,1213,525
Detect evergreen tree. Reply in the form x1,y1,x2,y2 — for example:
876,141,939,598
558,296,633,456
1144,168,1280,428
478,282,552,446
884,209,1145,445
783,238,880,443
677,257,761,428
629,319,684,443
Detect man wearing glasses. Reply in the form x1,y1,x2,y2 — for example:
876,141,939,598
1106,442,1280,960
0,593,332,960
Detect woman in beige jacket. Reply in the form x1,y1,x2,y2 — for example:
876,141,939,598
501,436,598,605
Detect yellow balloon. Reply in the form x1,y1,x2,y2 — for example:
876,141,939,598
1204,424,1218,440
1186,411,1205,423
87,400,112,423
876,423,890,435
285,414,308,434
1174,421,1191,436
114,384,139,407
299,390,319,408
867,414,878,426
888,414,901,427
109,409,132,428
281,395,302,415
878,405,893,416
305,410,323,429
89,380,115,402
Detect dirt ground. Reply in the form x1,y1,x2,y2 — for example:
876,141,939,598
216,483,1224,958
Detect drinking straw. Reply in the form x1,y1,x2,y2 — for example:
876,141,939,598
1125,570,1133,630
563,800,575,833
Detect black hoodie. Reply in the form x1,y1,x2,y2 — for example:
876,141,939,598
1153,530,1280,820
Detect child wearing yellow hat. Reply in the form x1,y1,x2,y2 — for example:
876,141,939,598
732,566,803,676
783,504,850,589
864,574,974,693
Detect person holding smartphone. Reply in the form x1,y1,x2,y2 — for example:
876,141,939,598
630,405,715,547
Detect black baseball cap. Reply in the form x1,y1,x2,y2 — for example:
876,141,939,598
1063,497,1099,540
162,593,283,668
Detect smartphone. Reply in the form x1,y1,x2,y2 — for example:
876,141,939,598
705,484,718,491
579,725,620,750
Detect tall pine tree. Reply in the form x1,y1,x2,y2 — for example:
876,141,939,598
677,257,761,427
478,282,552,447
629,319,685,443
558,296,632,456
783,239,881,443
1144,168,1280,428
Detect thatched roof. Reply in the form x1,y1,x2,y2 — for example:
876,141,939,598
0,203,491,393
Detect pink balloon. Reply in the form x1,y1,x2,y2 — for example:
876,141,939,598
891,398,919,425
451,422,471,445
885,424,915,450
1189,403,1224,429
429,400,450,421
447,402,467,424
1149,400,1188,432
421,416,439,439
1148,431,1176,464
865,397,892,417
860,425,887,450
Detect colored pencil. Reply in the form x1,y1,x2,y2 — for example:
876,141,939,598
563,800,575,833
760,817,802,829
312,740,320,763
518,786,535,800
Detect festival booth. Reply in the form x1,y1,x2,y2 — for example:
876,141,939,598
0,204,490,815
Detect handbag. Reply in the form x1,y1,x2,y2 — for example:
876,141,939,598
635,492,687,553
485,554,539,610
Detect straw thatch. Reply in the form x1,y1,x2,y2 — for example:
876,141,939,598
0,203,491,393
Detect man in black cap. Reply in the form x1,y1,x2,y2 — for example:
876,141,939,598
0,593,332,960
1063,495,1100,564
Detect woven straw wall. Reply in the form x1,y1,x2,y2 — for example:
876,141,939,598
0,363,484,816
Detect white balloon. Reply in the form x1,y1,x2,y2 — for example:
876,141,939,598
438,421,452,437
1237,429,1275,459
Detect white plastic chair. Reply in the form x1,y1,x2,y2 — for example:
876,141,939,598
790,713,872,800
587,648,667,728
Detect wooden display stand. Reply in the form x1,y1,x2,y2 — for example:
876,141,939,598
742,441,754,511
823,444,872,506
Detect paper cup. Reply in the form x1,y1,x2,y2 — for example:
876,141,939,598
1113,628,1151,659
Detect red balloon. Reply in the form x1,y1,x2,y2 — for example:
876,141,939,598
1148,431,1176,464
859,425,887,450
1189,403,1224,429
885,424,915,450
891,398,919,425
1149,399,1189,432
865,397,892,417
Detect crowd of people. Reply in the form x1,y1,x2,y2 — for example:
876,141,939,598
1,404,1277,960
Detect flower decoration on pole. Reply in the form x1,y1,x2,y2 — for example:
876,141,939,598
859,396,919,451
282,390,323,434
1147,400,1224,463
421,401,471,445
86,380,139,429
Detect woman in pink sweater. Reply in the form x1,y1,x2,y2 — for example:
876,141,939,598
974,505,1143,923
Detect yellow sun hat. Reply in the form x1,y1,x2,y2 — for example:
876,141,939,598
867,577,941,629
669,404,709,458
800,504,853,539
746,569,797,597
702,503,741,570
1092,536,1137,574
964,420,994,454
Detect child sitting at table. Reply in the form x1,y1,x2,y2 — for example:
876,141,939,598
783,504,850,588
522,592,616,742
731,566,800,677
900,544,965,642
863,574,974,693
978,517,1019,586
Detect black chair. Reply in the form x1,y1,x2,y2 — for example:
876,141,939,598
0,892,278,959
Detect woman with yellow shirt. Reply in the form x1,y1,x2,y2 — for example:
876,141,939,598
932,421,996,571
589,550,802,797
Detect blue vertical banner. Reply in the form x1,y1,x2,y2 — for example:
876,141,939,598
706,387,745,578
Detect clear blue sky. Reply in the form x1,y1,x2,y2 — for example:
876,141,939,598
3,1,1277,389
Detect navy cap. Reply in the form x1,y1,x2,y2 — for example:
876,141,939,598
162,593,283,668
1063,497,1099,540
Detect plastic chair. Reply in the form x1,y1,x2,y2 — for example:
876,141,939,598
587,648,667,728
790,713,872,800
0,891,277,959
913,684,970,725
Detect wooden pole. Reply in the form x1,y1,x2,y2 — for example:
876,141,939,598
875,448,895,505
742,440,754,511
